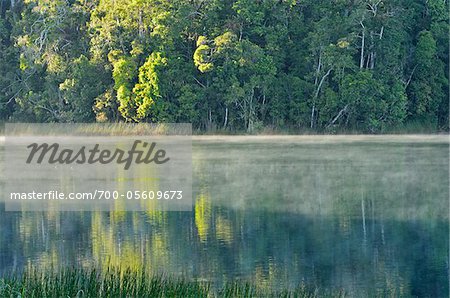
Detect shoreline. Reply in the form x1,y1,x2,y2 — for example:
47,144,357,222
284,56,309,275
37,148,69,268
191,134,449,143
0,134,448,144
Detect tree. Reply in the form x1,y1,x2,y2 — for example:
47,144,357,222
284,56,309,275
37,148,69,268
408,30,445,126
9,0,95,122
0,0,447,131
0,6,19,120
133,52,167,121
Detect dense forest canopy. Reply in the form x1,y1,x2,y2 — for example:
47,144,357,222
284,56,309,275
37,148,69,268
0,0,448,132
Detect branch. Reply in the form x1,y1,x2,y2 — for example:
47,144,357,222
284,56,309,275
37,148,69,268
2,88,22,106
367,1,382,16
373,26,384,40
359,20,365,30
405,65,418,88
28,99,60,119
326,104,349,128
192,76,206,88
314,68,332,99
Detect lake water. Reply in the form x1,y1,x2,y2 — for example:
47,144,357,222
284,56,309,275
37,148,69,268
0,136,448,296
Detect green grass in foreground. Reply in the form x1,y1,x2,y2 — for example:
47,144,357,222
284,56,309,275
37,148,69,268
0,268,344,298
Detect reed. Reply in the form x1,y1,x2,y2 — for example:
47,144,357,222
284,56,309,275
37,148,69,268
0,267,344,298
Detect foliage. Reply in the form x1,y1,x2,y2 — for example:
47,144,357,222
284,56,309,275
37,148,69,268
0,0,448,132
0,267,341,297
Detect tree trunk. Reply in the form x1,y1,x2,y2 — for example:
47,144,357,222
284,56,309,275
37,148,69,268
207,109,212,131
314,50,323,86
310,105,315,129
310,50,323,129
247,88,255,133
326,104,349,128
223,107,228,129
370,52,375,69
360,21,365,69
311,68,332,129
261,92,266,121
366,52,371,69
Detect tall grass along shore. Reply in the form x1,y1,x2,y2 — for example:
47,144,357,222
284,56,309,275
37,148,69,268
0,268,343,298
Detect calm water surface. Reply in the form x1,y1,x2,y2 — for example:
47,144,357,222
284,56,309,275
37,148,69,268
0,136,448,296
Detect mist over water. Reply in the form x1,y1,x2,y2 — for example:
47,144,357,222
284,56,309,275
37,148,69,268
0,136,448,296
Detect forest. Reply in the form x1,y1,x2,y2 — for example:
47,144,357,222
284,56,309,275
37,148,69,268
0,0,448,133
